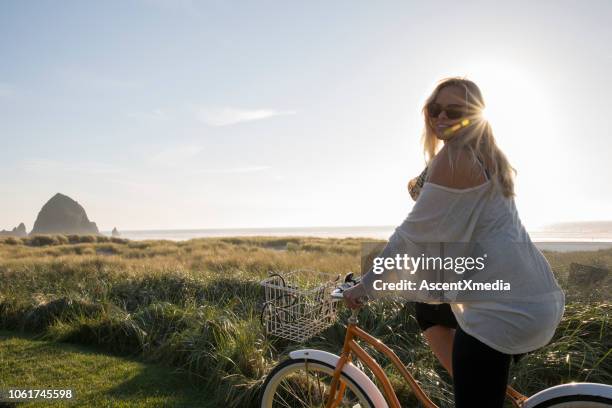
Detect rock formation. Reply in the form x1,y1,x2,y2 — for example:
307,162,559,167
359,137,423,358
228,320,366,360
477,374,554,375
112,227,120,237
0,222,27,237
30,193,99,235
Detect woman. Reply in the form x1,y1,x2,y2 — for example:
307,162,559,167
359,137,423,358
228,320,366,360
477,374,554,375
343,77,565,408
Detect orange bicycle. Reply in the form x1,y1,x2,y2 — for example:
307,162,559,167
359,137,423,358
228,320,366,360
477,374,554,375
260,278,612,408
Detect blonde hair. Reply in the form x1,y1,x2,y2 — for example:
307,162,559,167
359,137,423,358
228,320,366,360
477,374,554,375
421,77,516,197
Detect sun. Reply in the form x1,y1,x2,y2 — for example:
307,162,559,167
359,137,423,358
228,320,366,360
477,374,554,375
452,60,561,227
455,61,557,162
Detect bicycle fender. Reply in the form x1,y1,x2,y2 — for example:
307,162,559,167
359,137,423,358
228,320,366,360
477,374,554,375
523,382,612,408
289,349,389,408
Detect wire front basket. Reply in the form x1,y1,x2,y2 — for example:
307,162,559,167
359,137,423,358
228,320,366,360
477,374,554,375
260,270,341,342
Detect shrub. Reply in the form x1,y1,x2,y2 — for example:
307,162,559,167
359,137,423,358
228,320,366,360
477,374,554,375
55,235,69,245
67,234,81,244
22,297,104,332
75,246,95,255
95,244,120,255
128,241,150,250
0,300,29,330
28,235,59,247
133,302,193,352
2,237,21,245
60,315,145,355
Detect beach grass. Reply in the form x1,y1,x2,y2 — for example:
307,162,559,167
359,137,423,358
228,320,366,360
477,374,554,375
0,236,610,407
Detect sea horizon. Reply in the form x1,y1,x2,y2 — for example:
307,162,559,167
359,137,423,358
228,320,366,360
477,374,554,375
100,225,612,252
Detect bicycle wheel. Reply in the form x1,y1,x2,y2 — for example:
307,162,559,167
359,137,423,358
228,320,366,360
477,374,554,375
530,395,612,407
260,358,374,408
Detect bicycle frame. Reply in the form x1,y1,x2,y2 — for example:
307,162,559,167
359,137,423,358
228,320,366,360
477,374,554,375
325,309,529,408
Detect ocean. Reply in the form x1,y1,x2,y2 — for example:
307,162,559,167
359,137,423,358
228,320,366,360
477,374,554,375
102,226,612,252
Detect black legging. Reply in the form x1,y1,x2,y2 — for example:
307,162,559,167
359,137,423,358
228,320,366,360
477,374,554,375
452,325,511,408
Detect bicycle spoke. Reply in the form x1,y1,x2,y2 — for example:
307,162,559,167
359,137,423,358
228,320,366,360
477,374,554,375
273,390,292,408
275,369,362,407
305,361,313,407
282,374,309,407
315,371,325,405
262,359,371,408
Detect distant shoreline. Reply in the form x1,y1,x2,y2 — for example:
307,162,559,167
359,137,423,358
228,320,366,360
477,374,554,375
99,226,612,253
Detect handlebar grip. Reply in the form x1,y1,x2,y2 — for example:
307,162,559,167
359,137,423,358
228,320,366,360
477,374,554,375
330,288,345,299
331,275,367,303
331,287,369,305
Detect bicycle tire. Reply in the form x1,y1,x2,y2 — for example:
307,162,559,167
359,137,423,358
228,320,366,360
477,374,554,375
530,394,612,407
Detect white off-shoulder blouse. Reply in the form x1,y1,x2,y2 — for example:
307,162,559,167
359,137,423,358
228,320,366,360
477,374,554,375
361,179,565,354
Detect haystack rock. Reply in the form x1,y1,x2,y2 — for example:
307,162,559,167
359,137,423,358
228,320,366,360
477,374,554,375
112,227,120,237
30,193,99,235
0,222,27,237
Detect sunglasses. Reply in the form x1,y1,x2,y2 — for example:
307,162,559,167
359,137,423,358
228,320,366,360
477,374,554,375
426,103,467,120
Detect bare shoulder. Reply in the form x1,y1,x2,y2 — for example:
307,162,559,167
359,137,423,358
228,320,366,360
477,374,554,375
427,145,487,189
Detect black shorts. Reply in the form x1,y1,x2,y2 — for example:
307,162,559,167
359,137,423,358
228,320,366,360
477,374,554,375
414,302,526,364
414,302,457,331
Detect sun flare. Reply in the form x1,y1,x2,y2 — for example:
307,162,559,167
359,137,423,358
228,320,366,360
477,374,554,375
466,62,556,149
452,60,560,227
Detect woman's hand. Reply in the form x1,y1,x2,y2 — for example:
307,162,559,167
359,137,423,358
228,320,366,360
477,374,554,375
343,282,367,309
407,178,420,201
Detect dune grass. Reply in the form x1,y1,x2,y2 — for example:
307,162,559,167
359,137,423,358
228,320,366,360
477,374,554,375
0,330,214,407
0,236,610,407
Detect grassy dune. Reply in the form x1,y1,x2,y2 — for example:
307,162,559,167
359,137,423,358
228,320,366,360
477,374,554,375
0,236,610,407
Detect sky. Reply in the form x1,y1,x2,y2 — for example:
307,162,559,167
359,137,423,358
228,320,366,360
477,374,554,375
1,0,611,231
